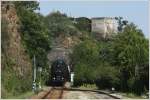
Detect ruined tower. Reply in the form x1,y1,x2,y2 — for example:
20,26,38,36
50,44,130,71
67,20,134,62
91,17,118,39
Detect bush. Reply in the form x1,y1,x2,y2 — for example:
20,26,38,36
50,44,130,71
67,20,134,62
95,64,120,89
74,63,88,86
45,11,79,38
2,67,32,98
73,17,91,32
71,39,99,65
128,77,144,95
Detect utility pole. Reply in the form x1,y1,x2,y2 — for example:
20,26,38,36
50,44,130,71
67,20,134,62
32,55,37,93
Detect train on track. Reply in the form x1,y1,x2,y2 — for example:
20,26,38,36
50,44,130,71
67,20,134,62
51,59,70,86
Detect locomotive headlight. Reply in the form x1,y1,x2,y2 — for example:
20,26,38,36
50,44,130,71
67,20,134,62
62,77,64,80
53,77,56,80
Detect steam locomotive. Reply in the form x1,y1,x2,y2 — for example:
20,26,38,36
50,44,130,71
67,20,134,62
51,59,69,85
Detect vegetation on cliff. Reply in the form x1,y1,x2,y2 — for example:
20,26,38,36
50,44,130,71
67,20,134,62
14,1,52,85
1,2,32,98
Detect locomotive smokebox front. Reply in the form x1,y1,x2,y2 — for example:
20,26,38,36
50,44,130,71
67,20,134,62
51,59,70,86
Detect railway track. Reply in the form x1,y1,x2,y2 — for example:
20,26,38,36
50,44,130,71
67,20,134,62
42,87,64,99
30,87,121,99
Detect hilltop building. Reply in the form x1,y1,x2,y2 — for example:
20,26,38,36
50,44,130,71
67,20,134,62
91,17,118,39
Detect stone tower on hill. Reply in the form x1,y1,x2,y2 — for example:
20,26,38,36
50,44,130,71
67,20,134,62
91,17,118,39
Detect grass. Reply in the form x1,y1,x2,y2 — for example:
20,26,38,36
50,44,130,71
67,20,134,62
78,84,98,90
7,91,34,99
120,92,148,99
75,84,148,99
126,93,142,98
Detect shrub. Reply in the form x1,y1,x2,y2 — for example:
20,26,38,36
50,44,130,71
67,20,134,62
128,77,144,95
95,64,120,89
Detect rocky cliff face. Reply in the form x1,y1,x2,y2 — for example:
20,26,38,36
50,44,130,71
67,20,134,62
47,34,81,67
1,2,32,98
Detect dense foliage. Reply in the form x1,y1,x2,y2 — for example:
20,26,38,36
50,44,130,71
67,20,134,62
14,1,51,84
72,38,120,89
45,11,79,38
72,23,149,95
72,17,91,32
107,23,149,94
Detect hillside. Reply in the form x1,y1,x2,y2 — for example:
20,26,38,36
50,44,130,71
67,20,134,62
45,11,85,66
1,2,32,98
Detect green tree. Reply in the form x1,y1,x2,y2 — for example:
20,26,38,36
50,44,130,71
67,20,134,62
45,11,79,38
72,39,120,89
14,1,51,84
107,23,149,94
71,39,99,66
115,16,128,32
72,17,91,32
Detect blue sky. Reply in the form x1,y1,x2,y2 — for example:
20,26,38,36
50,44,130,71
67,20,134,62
39,0,149,38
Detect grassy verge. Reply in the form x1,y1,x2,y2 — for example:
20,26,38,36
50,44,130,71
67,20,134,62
77,84,98,90
74,84,148,99
7,91,34,99
121,92,148,99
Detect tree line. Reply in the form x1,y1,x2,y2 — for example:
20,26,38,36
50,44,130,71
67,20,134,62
72,22,149,95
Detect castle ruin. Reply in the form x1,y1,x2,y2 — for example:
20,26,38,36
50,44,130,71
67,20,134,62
91,17,118,39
